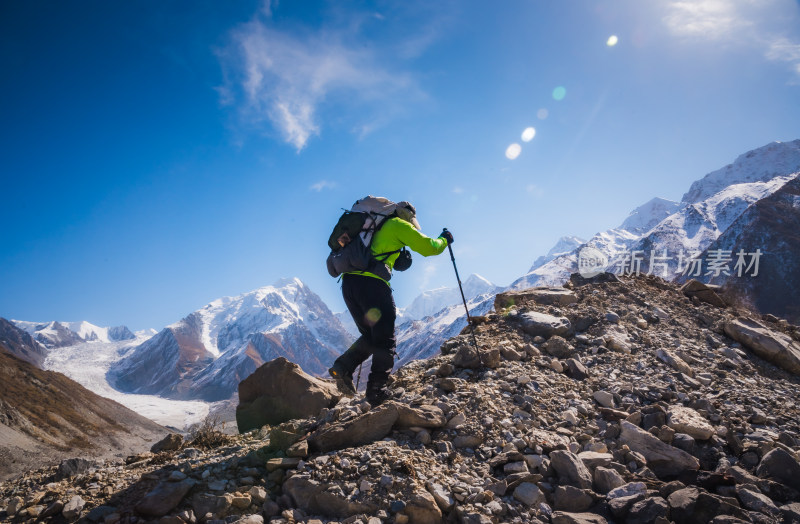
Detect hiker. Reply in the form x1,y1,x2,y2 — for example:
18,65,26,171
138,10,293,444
328,200,453,406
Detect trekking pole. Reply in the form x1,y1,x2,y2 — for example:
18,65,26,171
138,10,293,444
356,362,363,391
443,228,480,351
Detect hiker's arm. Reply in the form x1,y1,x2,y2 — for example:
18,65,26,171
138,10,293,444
393,219,448,256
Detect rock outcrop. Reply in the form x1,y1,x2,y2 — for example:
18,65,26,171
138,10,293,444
236,357,340,433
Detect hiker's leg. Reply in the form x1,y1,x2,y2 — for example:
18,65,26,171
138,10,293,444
332,275,375,373
361,278,396,388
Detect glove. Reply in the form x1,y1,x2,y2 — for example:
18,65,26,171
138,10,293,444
439,230,454,244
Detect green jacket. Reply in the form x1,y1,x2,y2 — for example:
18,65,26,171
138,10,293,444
347,217,448,283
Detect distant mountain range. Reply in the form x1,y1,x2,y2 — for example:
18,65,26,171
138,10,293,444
7,139,800,410
512,139,800,318
12,319,135,348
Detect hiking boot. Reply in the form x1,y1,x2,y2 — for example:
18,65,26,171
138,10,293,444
366,384,391,407
328,365,356,397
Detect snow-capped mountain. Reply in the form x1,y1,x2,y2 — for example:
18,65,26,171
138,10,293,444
399,274,500,322
396,295,495,366
619,197,681,236
688,174,800,322
527,236,586,274
108,278,353,402
511,140,800,290
12,319,135,349
682,140,800,203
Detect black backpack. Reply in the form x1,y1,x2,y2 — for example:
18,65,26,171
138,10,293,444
326,196,413,280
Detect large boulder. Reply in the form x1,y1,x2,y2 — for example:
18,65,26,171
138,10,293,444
236,357,340,433
680,279,726,307
755,448,800,490
495,288,578,310
724,318,800,375
619,421,700,477
308,402,399,452
516,311,572,338
667,487,749,524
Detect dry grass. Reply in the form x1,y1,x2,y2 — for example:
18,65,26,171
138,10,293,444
186,414,235,450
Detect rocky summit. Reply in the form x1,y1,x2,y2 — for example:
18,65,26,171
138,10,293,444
2,274,800,523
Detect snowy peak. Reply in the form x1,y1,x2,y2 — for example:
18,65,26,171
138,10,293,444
527,236,586,273
400,274,499,322
682,140,800,204
619,197,681,235
11,319,135,348
110,278,353,401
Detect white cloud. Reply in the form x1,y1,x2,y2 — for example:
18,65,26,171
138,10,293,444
663,0,751,40
310,180,336,192
662,0,800,80
219,5,427,151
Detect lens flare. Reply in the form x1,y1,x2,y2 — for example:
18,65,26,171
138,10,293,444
365,308,382,326
552,86,566,101
607,35,619,47
505,143,522,160
521,127,536,142
537,108,549,120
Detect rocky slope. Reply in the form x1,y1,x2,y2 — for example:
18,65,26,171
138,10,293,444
3,274,800,523
0,324,167,481
108,278,353,402
0,317,48,368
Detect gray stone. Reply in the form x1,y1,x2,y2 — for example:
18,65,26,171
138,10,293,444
553,486,594,512
543,336,575,358
402,488,442,524
735,485,780,517
513,482,545,506
494,288,578,310
453,345,482,369
56,458,95,480
283,475,377,517
395,404,446,428
62,496,86,520
150,433,184,453
308,402,399,452
236,357,340,432
667,405,714,440
619,420,700,477
681,280,727,307
626,497,669,524
593,466,625,494
135,479,196,517
517,311,572,338
724,318,800,375
657,349,694,376
578,451,612,470
668,487,749,524
550,512,609,524
592,390,615,408
549,450,593,489
755,448,800,490
565,358,589,379
454,434,483,449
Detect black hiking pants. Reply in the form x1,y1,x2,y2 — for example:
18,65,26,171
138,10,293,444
333,273,396,389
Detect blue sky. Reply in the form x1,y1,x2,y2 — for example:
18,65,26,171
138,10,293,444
2,0,799,331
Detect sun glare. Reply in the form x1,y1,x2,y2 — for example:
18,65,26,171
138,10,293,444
607,35,619,47
537,108,548,120
552,86,566,101
505,143,522,160
521,127,536,142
